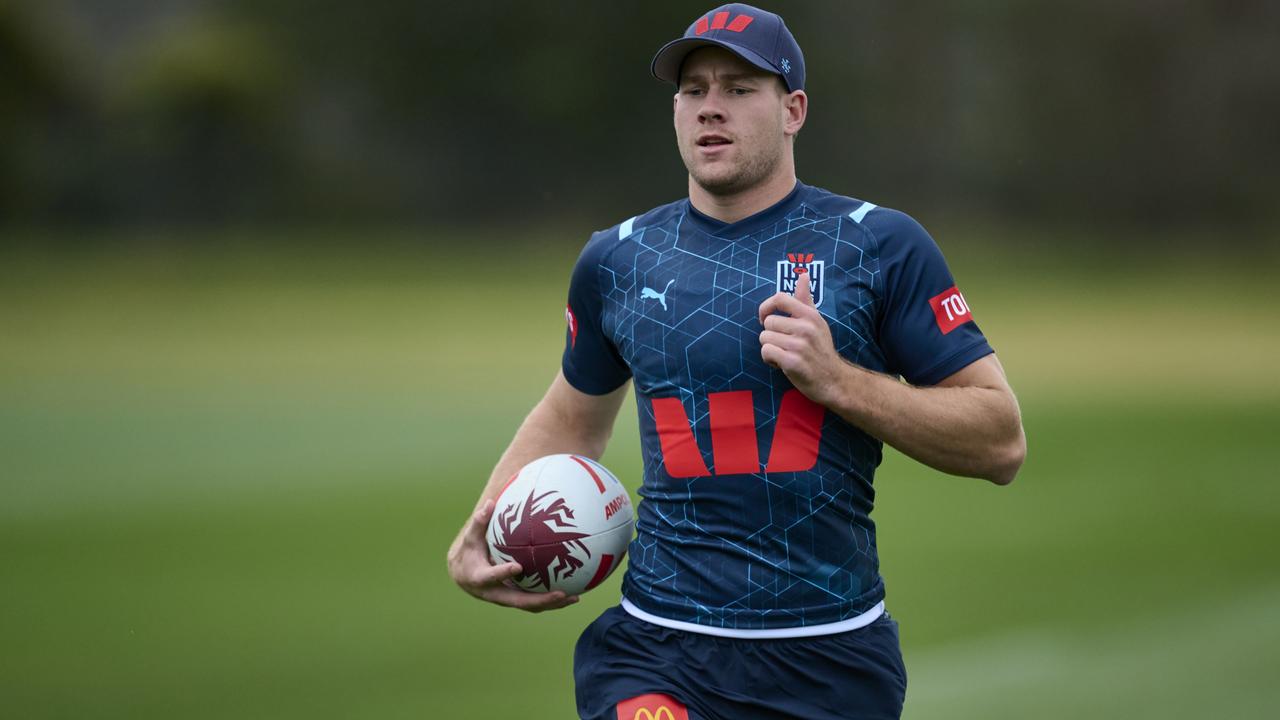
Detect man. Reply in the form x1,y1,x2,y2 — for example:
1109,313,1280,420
447,4,1026,719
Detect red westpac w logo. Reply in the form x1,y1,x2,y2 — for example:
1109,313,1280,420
694,11,754,35
651,389,823,478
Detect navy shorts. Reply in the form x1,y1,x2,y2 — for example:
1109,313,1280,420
574,605,907,720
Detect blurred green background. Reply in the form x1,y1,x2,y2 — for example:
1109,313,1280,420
3,1,1279,719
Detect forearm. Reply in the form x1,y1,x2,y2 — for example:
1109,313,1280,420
450,373,625,554
474,399,611,508
827,361,1025,484
445,372,624,611
449,406,596,558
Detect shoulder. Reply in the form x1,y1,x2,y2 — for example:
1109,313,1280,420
797,182,872,221
801,184,928,244
807,187,938,263
856,206,933,253
577,197,687,265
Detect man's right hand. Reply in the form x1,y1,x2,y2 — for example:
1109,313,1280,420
447,498,581,612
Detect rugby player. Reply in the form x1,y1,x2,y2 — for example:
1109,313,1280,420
448,4,1026,718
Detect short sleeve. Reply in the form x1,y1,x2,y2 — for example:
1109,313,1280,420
871,210,993,386
561,232,632,394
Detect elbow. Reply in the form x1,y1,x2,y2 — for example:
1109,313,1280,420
581,430,612,461
985,427,1026,486
570,414,615,460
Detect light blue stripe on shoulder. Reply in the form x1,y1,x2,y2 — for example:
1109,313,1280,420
848,202,877,223
619,216,637,239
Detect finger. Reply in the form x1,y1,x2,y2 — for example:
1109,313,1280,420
467,498,495,542
762,314,808,335
472,560,525,587
760,342,788,369
519,594,580,613
795,270,814,306
752,293,783,324
759,330,802,352
758,292,812,324
483,585,579,612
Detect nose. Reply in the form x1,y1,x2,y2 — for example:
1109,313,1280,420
698,93,725,124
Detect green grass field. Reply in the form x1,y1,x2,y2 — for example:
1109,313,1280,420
2,231,1278,718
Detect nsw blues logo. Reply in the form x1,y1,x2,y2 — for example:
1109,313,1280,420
776,253,825,307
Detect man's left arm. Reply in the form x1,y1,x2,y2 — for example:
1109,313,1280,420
759,272,1026,485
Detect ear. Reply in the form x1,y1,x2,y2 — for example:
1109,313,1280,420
783,90,808,137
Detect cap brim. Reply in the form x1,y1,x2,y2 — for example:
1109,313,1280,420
650,37,780,86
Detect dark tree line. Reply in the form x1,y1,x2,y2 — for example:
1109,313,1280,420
3,0,1278,233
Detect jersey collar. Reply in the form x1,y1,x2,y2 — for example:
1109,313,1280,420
683,181,806,238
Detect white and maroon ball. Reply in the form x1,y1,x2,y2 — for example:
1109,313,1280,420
486,454,634,596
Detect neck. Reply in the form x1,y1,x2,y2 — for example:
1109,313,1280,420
688,161,798,225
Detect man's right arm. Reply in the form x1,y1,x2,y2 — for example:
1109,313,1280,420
446,369,629,612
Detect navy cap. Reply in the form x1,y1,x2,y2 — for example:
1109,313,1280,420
651,4,805,92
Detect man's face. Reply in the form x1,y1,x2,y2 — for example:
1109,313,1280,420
674,47,791,196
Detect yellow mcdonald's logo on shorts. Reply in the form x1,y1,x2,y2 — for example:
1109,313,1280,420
616,692,688,720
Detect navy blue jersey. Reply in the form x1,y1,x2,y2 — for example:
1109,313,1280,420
562,182,992,631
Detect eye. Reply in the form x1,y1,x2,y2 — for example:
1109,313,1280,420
681,87,705,97
729,87,752,96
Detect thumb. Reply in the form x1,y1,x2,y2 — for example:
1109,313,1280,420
468,498,495,543
795,268,814,306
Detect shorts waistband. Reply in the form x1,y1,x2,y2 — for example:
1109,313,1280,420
620,598,885,639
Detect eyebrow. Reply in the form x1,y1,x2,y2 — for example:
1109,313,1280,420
680,71,766,84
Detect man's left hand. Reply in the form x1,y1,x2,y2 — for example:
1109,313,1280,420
758,271,849,407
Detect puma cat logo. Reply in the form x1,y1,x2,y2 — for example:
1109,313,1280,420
641,279,675,311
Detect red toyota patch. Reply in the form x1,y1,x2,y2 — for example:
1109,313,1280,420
928,286,973,335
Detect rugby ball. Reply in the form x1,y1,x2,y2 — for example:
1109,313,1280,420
486,454,634,595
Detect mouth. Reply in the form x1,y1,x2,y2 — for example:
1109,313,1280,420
696,134,733,148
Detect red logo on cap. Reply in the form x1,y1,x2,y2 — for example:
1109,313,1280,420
695,12,754,35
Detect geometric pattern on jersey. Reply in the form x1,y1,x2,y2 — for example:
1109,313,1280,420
563,182,993,630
